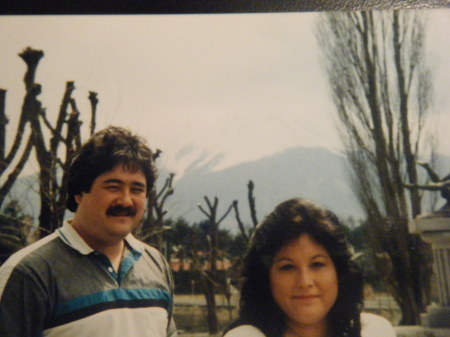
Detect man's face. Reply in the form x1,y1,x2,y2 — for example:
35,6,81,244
72,163,147,249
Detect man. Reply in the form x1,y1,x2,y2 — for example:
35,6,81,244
0,126,177,337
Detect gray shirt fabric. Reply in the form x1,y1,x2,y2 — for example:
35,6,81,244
0,221,177,337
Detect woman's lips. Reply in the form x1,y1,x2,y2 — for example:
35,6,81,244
293,295,319,300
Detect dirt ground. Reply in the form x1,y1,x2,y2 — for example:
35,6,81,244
173,291,401,335
174,294,238,334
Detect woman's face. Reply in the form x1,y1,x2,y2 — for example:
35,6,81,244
269,233,338,332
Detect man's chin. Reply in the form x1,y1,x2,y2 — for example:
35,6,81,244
107,216,136,227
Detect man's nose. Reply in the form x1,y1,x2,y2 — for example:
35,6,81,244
117,189,133,207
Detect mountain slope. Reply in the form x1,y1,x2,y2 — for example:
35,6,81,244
10,146,450,233
164,146,361,231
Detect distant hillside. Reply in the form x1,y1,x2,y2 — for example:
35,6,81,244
163,146,450,231
8,146,450,233
164,146,361,231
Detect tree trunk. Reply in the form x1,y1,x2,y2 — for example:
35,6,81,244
204,276,219,334
0,89,6,161
317,11,433,325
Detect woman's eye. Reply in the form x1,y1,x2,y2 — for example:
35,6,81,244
311,261,326,268
279,264,295,271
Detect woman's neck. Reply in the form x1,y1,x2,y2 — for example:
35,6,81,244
284,320,330,337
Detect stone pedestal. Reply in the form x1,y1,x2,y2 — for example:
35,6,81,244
411,207,450,328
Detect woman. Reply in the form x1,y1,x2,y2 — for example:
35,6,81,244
223,198,396,337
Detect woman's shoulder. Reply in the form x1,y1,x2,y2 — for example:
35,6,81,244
223,324,266,337
360,312,396,337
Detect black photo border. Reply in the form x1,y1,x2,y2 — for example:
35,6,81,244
1,0,449,15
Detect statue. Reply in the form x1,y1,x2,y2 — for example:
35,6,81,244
405,161,450,214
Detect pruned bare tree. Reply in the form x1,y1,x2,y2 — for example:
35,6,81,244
0,47,98,238
19,48,98,236
317,11,434,324
196,196,234,335
0,200,33,265
232,180,259,243
0,49,39,209
135,152,175,256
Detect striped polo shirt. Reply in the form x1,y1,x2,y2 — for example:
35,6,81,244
0,221,177,337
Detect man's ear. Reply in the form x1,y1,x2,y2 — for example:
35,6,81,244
75,194,82,204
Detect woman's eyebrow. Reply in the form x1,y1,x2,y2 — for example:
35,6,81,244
273,257,293,263
310,254,330,260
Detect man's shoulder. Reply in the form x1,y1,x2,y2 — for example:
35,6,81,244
0,232,62,290
129,237,169,267
1,232,61,268
128,237,161,255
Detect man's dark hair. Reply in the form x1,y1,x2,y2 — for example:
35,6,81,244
226,198,363,337
66,126,156,212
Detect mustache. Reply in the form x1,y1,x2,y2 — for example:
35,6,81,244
106,205,137,217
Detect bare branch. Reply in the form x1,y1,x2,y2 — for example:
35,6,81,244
198,204,210,218
19,48,44,91
88,91,98,136
247,180,258,226
0,136,33,208
156,173,175,200
232,200,249,242
0,50,44,175
49,81,75,157
217,203,234,226
204,196,215,213
416,161,440,182
152,149,162,161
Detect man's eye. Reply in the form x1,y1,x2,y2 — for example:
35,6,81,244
106,185,119,190
132,188,145,194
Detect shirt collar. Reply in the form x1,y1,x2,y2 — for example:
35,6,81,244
57,220,144,255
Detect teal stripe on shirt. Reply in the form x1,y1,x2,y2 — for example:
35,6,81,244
53,288,171,318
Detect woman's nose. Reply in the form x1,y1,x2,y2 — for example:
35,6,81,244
296,269,314,288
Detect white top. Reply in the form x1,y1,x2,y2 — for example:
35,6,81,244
360,312,396,337
223,312,396,337
224,324,265,337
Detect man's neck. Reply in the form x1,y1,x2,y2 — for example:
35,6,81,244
70,220,125,272
104,241,125,273
84,235,125,273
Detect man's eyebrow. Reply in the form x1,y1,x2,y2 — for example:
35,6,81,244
131,181,146,188
103,179,123,185
102,179,146,188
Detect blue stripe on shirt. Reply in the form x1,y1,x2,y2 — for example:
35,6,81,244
53,288,171,317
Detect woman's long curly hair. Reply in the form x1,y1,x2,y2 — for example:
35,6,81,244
226,198,363,337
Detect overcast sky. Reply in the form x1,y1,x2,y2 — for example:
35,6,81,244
1,10,449,178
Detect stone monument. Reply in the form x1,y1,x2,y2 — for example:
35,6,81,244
408,162,450,328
